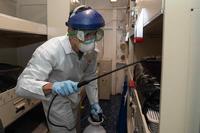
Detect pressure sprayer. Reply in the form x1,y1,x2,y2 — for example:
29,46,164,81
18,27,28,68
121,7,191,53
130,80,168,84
47,59,154,132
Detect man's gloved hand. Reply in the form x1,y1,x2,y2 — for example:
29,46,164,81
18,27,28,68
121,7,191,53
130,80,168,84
90,103,103,122
52,80,79,96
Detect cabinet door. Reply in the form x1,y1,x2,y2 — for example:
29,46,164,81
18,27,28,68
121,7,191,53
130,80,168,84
186,9,200,133
191,0,200,8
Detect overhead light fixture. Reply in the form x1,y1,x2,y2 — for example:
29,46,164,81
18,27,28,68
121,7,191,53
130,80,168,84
110,0,117,2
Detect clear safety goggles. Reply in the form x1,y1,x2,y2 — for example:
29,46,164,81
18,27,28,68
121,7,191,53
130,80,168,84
68,29,104,43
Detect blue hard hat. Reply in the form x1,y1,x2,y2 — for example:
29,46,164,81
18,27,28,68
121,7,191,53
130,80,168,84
66,5,105,30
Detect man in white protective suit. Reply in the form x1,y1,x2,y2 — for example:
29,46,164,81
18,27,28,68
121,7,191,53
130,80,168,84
15,5,105,133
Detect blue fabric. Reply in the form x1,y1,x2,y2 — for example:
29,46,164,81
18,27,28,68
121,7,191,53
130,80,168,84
67,9,105,30
52,80,79,96
117,76,128,133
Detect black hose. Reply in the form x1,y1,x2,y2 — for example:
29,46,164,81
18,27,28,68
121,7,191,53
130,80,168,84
47,94,78,131
77,60,146,88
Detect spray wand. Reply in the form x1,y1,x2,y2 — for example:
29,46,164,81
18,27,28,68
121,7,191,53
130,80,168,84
77,60,144,88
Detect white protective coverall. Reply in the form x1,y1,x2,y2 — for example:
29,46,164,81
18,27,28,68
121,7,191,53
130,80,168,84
15,35,98,133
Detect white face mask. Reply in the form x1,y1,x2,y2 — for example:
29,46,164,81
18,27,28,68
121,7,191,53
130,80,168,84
79,40,95,53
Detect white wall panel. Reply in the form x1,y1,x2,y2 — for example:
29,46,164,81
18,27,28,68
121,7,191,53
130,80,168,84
103,29,114,59
185,9,200,133
18,4,47,24
0,0,16,16
191,0,200,8
17,0,46,5
160,0,191,132
47,0,70,38
97,9,114,29
85,0,128,9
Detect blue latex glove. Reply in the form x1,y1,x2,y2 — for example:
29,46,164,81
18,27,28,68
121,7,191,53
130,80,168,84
52,80,79,96
90,103,103,122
